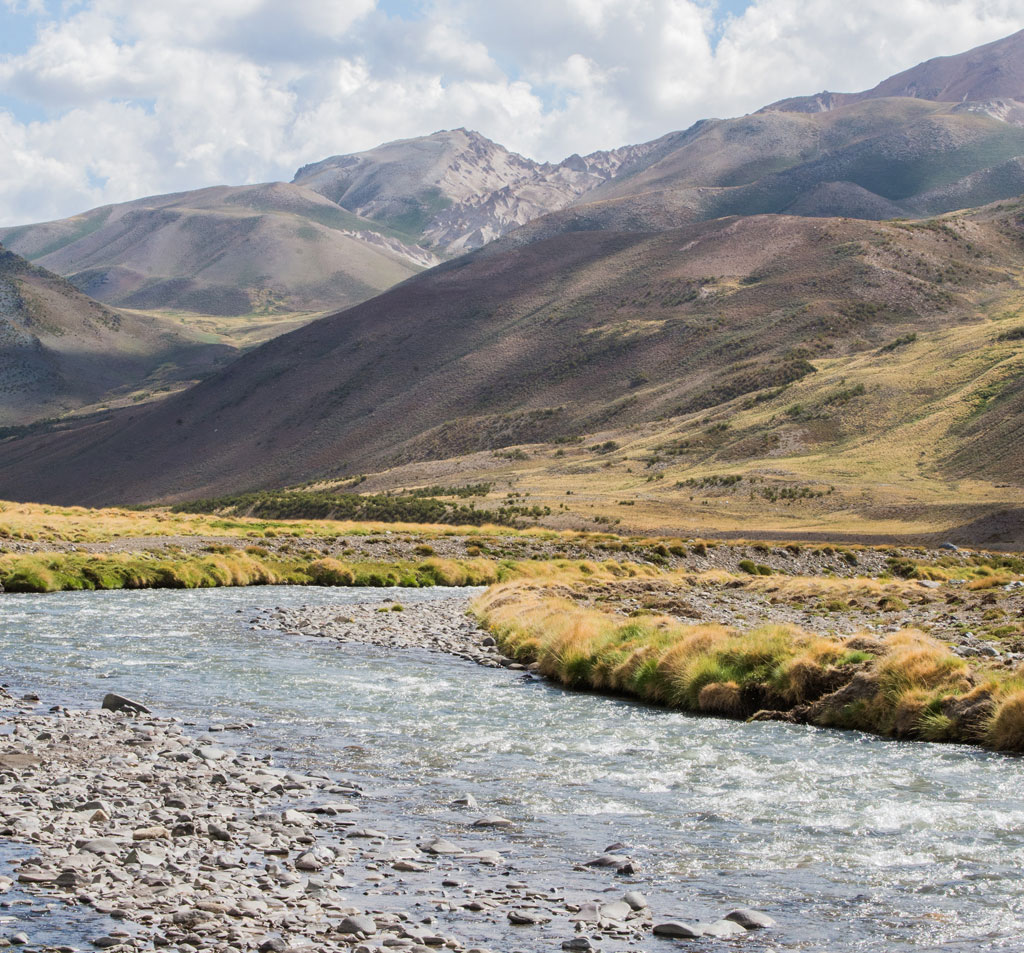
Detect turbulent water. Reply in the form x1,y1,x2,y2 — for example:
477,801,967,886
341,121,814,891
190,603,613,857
3,585,1024,952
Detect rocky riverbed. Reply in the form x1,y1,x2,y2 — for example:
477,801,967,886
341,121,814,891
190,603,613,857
0,684,776,953
245,596,524,671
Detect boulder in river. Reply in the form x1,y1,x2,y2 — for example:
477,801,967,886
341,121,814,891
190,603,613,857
653,921,704,938
101,693,151,715
703,919,747,937
725,907,777,929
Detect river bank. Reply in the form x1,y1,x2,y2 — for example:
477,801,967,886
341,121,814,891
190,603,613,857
248,580,1024,754
0,686,772,953
4,585,1024,951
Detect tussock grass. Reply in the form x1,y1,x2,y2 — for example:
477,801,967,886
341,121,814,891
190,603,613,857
988,689,1024,751
473,583,1024,753
0,551,509,594
474,583,846,713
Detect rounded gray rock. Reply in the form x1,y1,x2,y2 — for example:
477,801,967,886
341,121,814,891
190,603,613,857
653,921,704,939
337,915,377,936
724,908,777,929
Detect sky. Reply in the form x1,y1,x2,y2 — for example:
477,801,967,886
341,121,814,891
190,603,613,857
0,0,1022,226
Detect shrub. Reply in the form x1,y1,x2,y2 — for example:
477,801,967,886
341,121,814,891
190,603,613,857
307,558,356,586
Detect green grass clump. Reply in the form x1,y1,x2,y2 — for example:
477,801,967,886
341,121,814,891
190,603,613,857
0,550,509,594
171,489,551,528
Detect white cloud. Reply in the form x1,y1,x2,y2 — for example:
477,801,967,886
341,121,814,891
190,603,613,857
0,0,1021,224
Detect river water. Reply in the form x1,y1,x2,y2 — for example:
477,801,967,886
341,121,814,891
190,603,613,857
2,585,1024,952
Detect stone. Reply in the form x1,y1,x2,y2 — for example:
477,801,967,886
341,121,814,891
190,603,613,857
337,915,377,936
653,922,704,939
599,901,631,921
472,816,513,828
281,810,314,827
17,869,58,884
123,848,163,867
561,940,593,951
195,745,231,761
724,908,776,929
309,801,358,815
9,935,29,947
101,694,151,715
80,838,122,856
422,839,463,855
507,910,549,926
132,826,170,841
703,919,747,938
623,891,647,911
450,794,478,809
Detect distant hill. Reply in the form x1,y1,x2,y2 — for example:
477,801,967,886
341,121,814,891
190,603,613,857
3,197,1024,508
0,182,431,317
0,245,230,426
507,98,1024,243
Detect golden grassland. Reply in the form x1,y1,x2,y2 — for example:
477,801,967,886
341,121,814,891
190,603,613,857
0,499,600,546
472,581,1024,753
119,307,329,351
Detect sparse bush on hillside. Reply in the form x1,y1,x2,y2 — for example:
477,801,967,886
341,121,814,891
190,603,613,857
172,489,550,528
879,332,918,352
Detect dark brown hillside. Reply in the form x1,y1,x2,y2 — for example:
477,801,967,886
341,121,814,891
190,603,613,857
0,205,1021,507
557,100,1024,232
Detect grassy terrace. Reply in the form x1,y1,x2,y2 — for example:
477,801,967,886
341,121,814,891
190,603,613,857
472,571,1024,754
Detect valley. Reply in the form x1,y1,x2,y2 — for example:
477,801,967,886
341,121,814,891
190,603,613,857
5,16,1024,953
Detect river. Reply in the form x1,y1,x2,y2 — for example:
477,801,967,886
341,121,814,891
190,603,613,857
2,585,1024,951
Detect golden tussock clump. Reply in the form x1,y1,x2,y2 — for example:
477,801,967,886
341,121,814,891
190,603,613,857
472,583,1024,754
698,681,744,717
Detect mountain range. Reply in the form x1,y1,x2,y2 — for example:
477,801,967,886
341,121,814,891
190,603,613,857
5,31,1024,321
2,29,1024,542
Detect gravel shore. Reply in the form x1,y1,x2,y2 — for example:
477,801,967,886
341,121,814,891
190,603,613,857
0,675,775,953
246,595,526,671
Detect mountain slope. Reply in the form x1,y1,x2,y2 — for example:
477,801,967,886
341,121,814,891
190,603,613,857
770,29,1024,112
2,199,1023,506
0,246,230,426
0,182,431,317
6,32,1024,327
529,98,1024,239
